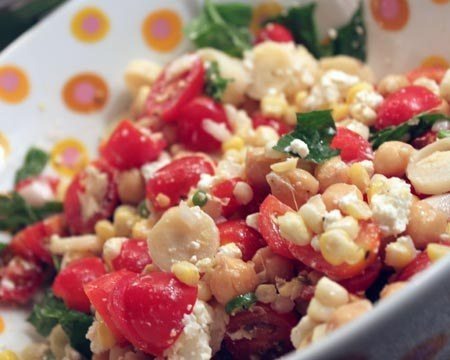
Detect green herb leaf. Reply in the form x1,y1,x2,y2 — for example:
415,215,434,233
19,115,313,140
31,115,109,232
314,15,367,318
137,200,150,218
0,192,63,233
52,254,62,272
205,61,233,102
370,113,450,149
14,147,49,185
186,0,252,57
437,129,450,139
274,110,340,163
0,243,8,252
28,292,93,358
225,292,257,315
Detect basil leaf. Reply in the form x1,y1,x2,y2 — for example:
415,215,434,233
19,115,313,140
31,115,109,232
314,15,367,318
215,3,252,27
186,0,252,58
28,291,93,358
0,243,8,252
370,113,450,149
437,129,450,139
205,61,233,102
14,147,49,185
225,292,257,315
274,110,340,163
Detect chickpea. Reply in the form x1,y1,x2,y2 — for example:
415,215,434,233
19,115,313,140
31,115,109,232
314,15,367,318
208,255,258,305
117,169,145,205
380,281,407,299
374,141,415,177
245,148,278,191
322,183,363,212
327,300,372,330
377,74,409,96
267,169,319,210
314,157,350,192
406,200,448,249
252,247,295,284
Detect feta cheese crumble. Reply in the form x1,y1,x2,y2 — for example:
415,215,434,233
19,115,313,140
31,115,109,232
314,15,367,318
285,139,310,158
349,90,384,126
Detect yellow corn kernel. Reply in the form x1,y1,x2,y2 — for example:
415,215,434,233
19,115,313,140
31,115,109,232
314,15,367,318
270,157,298,173
97,320,116,350
307,298,334,323
198,280,213,302
324,216,360,240
367,179,385,204
299,195,327,234
171,261,200,286
346,82,374,104
277,212,312,246
0,351,19,360
131,219,152,239
261,93,288,118
222,136,245,152
319,229,365,266
283,105,298,126
385,236,416,269
340,199,372,220
349,163,370,194
315,277,349,308
427,243,450,263
255,284,277,303
113,205,139,237
95,220,116,243
332,103,349,122
294,91,308,110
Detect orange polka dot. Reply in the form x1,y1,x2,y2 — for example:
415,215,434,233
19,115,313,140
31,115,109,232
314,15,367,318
0,315,4,334
432,0,449,4
63,73,108,113
50,138,89,176
142,9,182,52
0,65,29,104
421,55,449,68
370,0,410,31
71,7,110,43
251,2,283,34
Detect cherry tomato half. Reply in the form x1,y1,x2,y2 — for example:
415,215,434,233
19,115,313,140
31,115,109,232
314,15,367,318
145,55,205,123
395,252,431,282
218,220,265,261
211,177,245,218
53,257,106,313
100,120,166,170
339,259,382,294
331,127,373,163
146,155,214,211
255,23,295,44
177,96,230,152
252,113,292,136
376,85,441,129
111,239,152,273
107,272,197,356
406,66,447,84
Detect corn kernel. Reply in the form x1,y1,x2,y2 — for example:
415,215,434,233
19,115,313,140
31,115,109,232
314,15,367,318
131,219,152,239
277,278,303,299
113,205,140,237
155,193,171,209
171,261,200,286
315,277,349,308
349,163,370,193
222,136,245,152
198,280,212,302
385,236,417,269
270,157,298,173
261,93,288,118
319,229,365,266
283,106,298,126
307,298,334,323
255,284,277,303
291,316,317,349
332,103,349,122
294,91,308,110
96,320,116,350
324,216,360,240
346,82,373,104
339,199,372,220
95,220,116,243
427,243,450,262
0,351,19,360
311,323,329,343
277,212,312,246
299,195,327,234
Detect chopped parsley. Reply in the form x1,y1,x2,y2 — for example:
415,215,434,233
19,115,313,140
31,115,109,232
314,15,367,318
14,147,49,185
205,61,233,102
225,292,257,315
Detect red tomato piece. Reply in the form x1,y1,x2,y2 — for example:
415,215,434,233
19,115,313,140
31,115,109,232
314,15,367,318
64,162,118,235
84,269,133,344
395,252,431,282
258,195,295,259
339,259,382,294
218,220,265,261
224,304,298,360
146,155,214,210
331,127,373,163
107,272,197,356
289,222,381,281
111,239,152,273
0,256,44,304
406,66,447,84
255,23,295,44
376,85,441,129
145,55,205,122
251,113,292,135
53,257,106,313
211,177,244,217
177,96,230,152
100,120,166,170
10,215,66,265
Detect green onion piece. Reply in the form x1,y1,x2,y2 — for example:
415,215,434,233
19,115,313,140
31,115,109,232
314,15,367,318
225,292,257,315
437,130,450,139
137,200,150,218
192,190,208,207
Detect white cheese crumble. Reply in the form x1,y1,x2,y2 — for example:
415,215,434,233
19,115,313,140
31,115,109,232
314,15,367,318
217,243,242,259
102,237,127,269
78,165,108,221
233,181,253,205
165,54,199,81
285,139,310,158
141,152,171,181
17,179,55,207
349,90,384,126
245,213,260,231
197,173,217,192
202,119,232,142
337,119,370,140
413,77,440,95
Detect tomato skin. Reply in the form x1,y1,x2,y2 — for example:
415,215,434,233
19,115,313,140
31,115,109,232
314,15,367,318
145,56,205,123
331,128,373,163
376,85,441,129
64,162,118,235
258,195,295,259
111,239,152,273
211,177,245,218
146,155,214,210
218,220,265,261
289,222,381,281
224,304,298,360
411,130,437,149
107,272,197,356
339,259,382,294
406,66,447,84
100,120,166,170
177,96,230,152
252,113,292,135
10,215,66,265
16,175,59,194
255,23,295,44
395,252,431,282
53,257,106,313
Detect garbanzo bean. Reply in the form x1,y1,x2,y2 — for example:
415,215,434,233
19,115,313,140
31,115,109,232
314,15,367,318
245,148,278,190
314,157,350,192
374,141,415,177
377,74,409,96
322,183,363,212
117,169,145,205
252,247,295,284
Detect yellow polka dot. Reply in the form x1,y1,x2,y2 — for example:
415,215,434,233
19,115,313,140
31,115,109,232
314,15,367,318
50,138,89,177
62,73,108,113
370,0,410,31
0,315,4,334
251,2,283,34
142,9,183,52
0,65,30,104
71,7,110,43
421,55,449,68
0,350,18,360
